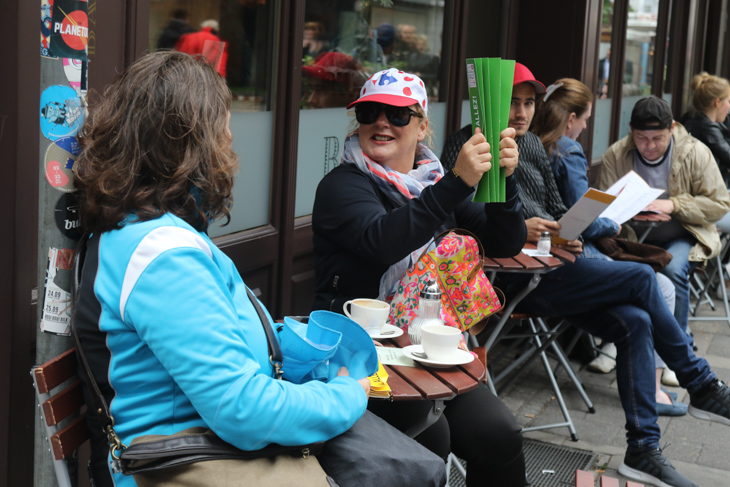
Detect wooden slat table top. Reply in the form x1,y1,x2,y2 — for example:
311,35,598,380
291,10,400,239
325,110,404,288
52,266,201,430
484,245,571,274
490,257,525,270
373,333,485,401
632,212,671,222
511,251,545,270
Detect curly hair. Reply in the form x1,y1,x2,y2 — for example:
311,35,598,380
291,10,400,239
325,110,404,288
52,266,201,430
74,50,238,234
531,78,593,156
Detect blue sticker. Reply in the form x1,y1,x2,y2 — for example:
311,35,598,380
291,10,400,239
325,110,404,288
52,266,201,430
40,85,84,140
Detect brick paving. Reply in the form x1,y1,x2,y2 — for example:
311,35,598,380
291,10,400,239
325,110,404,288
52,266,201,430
494,300,730,486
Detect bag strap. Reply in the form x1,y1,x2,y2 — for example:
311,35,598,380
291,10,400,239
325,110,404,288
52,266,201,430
71,234,127,460
71,233,286,461
245,287,284,379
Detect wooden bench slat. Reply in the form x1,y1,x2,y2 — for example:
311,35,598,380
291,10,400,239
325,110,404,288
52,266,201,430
34,348,78,394
50,414,89,461
42,380,85,427
600,475,620,487
575,470,594,487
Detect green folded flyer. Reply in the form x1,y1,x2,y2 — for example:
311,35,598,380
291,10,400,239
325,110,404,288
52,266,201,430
465,58,515,203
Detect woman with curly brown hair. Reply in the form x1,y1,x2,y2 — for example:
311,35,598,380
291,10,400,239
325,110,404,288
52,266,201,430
73,51,413,487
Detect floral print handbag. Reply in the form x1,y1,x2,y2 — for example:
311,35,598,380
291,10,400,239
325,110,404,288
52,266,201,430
388,229,503,333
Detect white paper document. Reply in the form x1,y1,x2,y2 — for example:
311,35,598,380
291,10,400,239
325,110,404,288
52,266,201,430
555,188,617,243
599,171,665,224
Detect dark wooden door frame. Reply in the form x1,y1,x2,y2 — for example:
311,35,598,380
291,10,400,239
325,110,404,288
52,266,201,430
0,0,40,483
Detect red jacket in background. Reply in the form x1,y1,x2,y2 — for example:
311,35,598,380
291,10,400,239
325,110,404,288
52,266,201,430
175,27,228,78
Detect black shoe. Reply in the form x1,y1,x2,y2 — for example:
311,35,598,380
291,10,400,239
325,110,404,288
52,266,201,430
618,448,699,487
689,378,730,426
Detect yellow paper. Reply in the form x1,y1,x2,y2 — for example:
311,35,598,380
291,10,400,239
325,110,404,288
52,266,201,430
368,362,391,398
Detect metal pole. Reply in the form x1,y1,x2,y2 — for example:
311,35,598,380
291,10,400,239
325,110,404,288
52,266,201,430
33,42,88,487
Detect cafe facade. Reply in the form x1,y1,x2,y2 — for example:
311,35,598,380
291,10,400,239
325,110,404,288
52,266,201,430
2,0,729,483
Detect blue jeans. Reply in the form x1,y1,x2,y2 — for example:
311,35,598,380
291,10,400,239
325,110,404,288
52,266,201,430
497,258,715,452
646,236,698,337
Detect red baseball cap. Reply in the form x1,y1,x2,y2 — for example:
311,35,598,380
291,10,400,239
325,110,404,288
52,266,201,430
513,62,546,94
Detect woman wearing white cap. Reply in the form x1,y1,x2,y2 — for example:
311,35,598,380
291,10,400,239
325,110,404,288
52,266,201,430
312,68,528,486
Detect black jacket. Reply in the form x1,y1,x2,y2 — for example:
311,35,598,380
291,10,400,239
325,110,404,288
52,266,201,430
680,112,730,180
312,163,526,313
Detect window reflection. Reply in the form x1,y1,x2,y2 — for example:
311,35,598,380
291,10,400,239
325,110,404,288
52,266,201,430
592,0,615,160
623,0,658,97
300,0,444,110
149,0,272,113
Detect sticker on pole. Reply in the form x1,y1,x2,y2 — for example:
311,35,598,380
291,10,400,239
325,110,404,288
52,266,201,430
44,136,80,191
40,247,75,336
54,193,82,240
63,58,88,94
40,85,84,140
41,0,56,58
50,0,89,61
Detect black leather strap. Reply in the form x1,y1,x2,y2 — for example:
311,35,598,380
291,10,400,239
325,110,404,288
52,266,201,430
244,287,283,378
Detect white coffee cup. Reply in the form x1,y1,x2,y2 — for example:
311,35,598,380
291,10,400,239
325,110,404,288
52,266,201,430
343,298,390,335
421,325,462,362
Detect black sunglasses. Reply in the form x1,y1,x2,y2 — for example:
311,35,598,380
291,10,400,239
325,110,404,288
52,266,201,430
355,102,423,127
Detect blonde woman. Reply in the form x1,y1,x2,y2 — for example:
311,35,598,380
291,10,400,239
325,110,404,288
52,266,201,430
680,72,730,184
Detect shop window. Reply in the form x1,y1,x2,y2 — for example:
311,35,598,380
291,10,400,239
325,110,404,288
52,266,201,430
591,0,616,160
617,0,659,141
294,0,447,218
148,0,275,236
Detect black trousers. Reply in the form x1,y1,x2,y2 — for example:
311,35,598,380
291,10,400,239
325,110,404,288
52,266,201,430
368,384,526,487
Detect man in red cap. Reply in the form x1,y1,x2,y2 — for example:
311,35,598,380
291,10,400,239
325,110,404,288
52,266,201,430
442,63,730,487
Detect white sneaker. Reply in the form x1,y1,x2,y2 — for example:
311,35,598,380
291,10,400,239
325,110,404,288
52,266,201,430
662,368,680,387
588,342,617,373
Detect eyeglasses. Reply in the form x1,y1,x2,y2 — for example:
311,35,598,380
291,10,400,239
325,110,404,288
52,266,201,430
355,102,423,127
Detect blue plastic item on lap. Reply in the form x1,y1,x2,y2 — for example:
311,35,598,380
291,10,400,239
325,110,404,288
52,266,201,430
278,311,378,384
309,311,379,381
279,316,341,383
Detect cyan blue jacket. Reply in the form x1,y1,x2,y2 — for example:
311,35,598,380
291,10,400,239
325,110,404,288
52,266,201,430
550,135,620,242
76,214,367,486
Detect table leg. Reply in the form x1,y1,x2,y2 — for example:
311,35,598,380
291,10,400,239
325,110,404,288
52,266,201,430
404,398,449,438
484,273,542,351
637,226,652,243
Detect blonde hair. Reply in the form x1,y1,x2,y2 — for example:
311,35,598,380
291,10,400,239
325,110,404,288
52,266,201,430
531,78,593,156
690,72,730,115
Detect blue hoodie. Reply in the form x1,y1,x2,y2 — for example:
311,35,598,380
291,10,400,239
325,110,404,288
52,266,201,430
77,213,367,486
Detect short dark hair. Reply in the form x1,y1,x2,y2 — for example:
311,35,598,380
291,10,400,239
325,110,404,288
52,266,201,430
75,51,238,234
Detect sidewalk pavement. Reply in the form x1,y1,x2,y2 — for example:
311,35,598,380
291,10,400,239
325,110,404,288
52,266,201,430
495,303,730,486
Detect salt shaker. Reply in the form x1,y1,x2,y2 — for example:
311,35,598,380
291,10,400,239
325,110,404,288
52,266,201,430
408,280,444,345
537,231,551,255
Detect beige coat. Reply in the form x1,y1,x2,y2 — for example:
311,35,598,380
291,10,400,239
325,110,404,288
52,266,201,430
597,123,730,261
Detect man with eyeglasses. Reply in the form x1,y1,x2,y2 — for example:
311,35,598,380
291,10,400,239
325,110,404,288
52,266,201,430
599,97,730,354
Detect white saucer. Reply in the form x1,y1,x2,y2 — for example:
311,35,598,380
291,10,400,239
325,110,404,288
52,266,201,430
369,323,404,340
401,345,475,368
